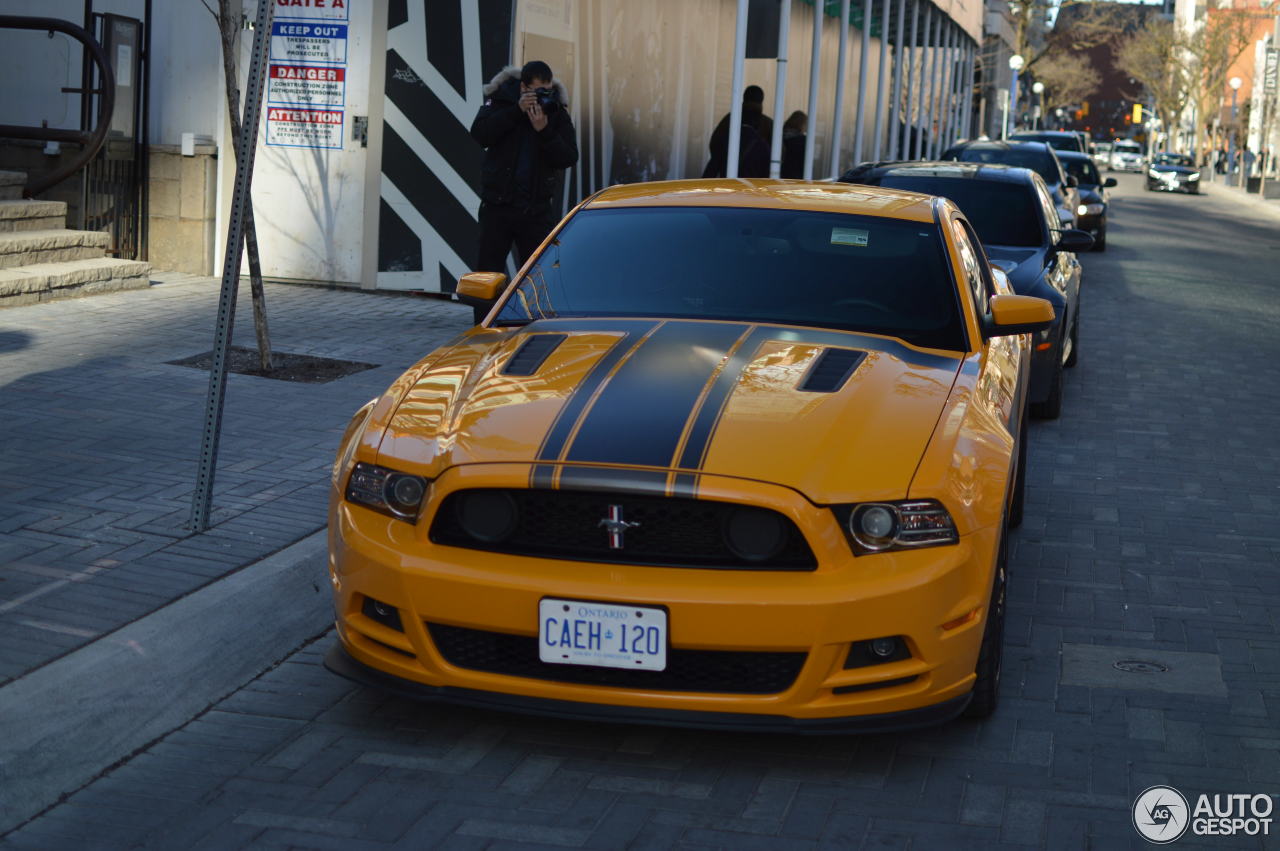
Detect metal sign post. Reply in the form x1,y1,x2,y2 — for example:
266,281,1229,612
188,0,274,532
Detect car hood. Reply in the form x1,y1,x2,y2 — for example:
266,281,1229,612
375,318,963,503
983,245,1044,294
1078,186,1104,203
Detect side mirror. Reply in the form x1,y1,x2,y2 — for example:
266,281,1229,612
1065,175,1079,188
456,271,508,301
985,294,1055,338
1055,228,1095,253
1103,177,1117,188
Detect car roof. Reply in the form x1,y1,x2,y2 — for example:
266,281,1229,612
1010,131,1079,139
947,140,1053,154
844,160,1038,186
585,179,939,223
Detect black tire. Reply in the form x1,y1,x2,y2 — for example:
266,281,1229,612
963,523,1007,719
1008,416,1027,529
1092,224,1106,252
1030,354,1064,420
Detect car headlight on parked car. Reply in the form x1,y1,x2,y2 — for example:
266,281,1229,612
345,462,429,521
834,499,959,554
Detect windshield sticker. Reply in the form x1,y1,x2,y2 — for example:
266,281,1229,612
831,227,869,247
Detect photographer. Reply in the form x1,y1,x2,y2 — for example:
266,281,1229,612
468,60,578,322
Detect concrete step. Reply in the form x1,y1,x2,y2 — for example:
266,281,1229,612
0,256,151,307
0,170,24,201
0,199,68,232
0,228,109,269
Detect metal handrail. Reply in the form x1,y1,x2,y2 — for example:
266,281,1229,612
0,15,115,198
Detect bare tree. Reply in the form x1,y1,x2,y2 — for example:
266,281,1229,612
202,0,272,371
1008,0,1123,73
1115,16,1193,150
1187,7,1258,162
1032,49,1102,111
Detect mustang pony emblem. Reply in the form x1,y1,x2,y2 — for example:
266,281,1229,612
598,505,640,549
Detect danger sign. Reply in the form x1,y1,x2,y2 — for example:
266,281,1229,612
268,63,345,106
266,107,343,149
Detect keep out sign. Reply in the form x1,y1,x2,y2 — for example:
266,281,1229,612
265,107,343,149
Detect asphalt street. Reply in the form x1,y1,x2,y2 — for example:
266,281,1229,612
3,174,1279,849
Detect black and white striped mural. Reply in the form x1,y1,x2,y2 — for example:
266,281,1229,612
377,0,513,292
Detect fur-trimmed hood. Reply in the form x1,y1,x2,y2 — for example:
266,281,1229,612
483,65,570,106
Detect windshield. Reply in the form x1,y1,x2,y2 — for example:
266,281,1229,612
1114,142,1141,153
875,175,1042,248
1062,158,1101,186
1011,133,1083,153
494,206,966,351
951,147,1059,186
1154,153,1194,167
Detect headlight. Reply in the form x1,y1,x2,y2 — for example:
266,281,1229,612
1076,204,1089,216
345,462,429,521
1148,168,1161,178
1085,203,1105,215
1188,172,1200,181
835,499,959,554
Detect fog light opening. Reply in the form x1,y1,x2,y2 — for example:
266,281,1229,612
361,595,404,632
844,635,911,668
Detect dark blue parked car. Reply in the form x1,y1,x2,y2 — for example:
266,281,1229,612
839,161,1093,420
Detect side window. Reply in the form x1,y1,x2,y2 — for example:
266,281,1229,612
1034,181,1060,238
950,217,990,315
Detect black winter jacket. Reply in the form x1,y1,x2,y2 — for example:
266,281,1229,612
470,66,578,209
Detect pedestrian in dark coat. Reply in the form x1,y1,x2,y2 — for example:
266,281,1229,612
703,85,773,178
469,60,578,321
780,110,807,179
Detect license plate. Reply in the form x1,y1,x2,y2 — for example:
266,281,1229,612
538,598,667,671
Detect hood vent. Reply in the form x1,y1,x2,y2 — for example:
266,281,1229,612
799,347,866,393
502,334,567,376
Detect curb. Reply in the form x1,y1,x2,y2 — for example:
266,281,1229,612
0,530,331,834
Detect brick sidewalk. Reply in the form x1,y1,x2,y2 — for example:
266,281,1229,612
0,275,470,683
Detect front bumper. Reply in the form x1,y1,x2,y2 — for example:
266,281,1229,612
1146,176,1199,193
327,464,998,728
325,641,972,733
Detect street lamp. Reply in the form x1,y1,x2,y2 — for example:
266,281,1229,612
1032,81,1045,130
1229,76,1242,182
1007,54,1025,139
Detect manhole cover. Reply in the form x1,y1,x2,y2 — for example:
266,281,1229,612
1113,659,1169,674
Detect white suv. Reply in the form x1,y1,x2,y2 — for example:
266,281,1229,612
1110,141,1144,172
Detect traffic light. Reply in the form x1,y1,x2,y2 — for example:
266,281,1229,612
1132,103,1143,123
1082,100,1090,116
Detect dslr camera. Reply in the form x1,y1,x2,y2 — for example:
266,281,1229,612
533,87,559,112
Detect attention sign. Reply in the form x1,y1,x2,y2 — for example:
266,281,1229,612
265,107,343,149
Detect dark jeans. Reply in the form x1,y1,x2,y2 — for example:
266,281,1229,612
473,202,556,323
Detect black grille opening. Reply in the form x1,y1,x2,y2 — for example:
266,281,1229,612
503,334,567,376
428,623,806,694
799,348,866,393
429,488,817,570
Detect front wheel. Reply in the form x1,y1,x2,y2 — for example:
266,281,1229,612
1092,223,1106,252
963,525,1007,718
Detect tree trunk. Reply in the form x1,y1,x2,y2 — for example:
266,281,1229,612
215,0,272,372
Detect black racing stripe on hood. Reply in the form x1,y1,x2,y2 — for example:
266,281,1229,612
556,466,670,495
564,321,749,468
532,320,659,467
677,326,768,471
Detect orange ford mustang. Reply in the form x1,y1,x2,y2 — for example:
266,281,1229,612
324,179,1054,732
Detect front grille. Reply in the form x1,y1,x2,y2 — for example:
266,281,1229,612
428,623,807,694
429,488,817,570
